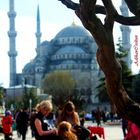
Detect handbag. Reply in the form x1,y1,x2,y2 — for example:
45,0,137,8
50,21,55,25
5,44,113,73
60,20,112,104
73,125,90,140
12,121,16,131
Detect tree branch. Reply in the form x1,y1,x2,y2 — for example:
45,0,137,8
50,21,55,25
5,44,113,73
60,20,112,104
102,0,117,31
124,0,140,17
58,0,79,10
58,0,140,25
115,16,140,25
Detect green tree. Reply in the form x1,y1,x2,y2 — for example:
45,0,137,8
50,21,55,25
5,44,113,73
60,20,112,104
132,74,140,103
71,88,92,111
42,70,76,107
22,88,39,109
0,85,5,106
115,39,132,95
0,86,4,102
96,77,109,102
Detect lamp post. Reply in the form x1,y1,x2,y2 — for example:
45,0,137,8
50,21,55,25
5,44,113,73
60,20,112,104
2,100,5,114
29,99,32,118
10,104,14,116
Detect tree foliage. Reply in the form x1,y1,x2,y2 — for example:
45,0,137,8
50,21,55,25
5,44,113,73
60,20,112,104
96,77,109,102
22,88,39,109
42,70,76,107
132,74,140,103
0,86,4,102
115,39,132,94
58,0,140,127
72,88,92,111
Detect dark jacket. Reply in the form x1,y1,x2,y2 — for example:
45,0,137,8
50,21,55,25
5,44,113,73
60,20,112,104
16,111,29,134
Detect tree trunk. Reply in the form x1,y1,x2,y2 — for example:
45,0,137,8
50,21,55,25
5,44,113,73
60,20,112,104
75,0,140,127
58,0,140,127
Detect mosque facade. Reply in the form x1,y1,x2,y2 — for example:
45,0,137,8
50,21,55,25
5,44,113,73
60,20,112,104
22,23,99,88
19,20,100,103
7,0,131,104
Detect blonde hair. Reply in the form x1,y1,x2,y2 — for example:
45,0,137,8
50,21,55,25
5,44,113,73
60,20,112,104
58,121,77,140
36,100,52,112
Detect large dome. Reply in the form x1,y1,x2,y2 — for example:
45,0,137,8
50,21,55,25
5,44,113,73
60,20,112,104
54,23,91,38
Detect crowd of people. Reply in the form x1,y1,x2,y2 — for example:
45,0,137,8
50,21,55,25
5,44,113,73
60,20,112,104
0,100,90,140
0,100,140,140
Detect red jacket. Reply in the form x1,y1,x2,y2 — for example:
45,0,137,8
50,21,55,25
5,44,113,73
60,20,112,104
124,121,140,140
1,115,12,134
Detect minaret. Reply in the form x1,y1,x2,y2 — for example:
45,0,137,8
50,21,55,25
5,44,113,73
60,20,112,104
36,4,42,55
7,0,17,87
120,0,131,69
35,4,43,87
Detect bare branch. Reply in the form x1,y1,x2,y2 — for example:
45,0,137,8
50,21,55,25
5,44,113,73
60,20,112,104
101,0,118,31
125,0,140,17
58,0,140,25
58,0,79,10
115,16,140,25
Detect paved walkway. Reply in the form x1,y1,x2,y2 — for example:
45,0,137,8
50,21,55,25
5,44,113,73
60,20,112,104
85,121,124,140
105,125,124,140
0,128,34,140
0,121,124,140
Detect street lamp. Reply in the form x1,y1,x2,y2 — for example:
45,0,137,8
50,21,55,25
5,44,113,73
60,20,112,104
29,99,32,118
10,104,14,116
2,100,5,114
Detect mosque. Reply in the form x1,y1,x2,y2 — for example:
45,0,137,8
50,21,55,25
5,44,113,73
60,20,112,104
6,0,131,106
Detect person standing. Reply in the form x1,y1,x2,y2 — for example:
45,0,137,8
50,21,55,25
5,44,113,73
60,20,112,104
94,107,102,126
16,107,29,140
33,100,57,140
15,109,22,138
30,109,37,137
1,110,13,140
91,109,96,123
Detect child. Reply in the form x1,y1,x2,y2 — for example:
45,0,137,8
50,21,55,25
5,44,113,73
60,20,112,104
58,121,78,140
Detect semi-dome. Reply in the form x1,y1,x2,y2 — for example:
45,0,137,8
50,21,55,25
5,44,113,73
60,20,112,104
22,61,35,74
39,40,52,55
54,23,91,39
